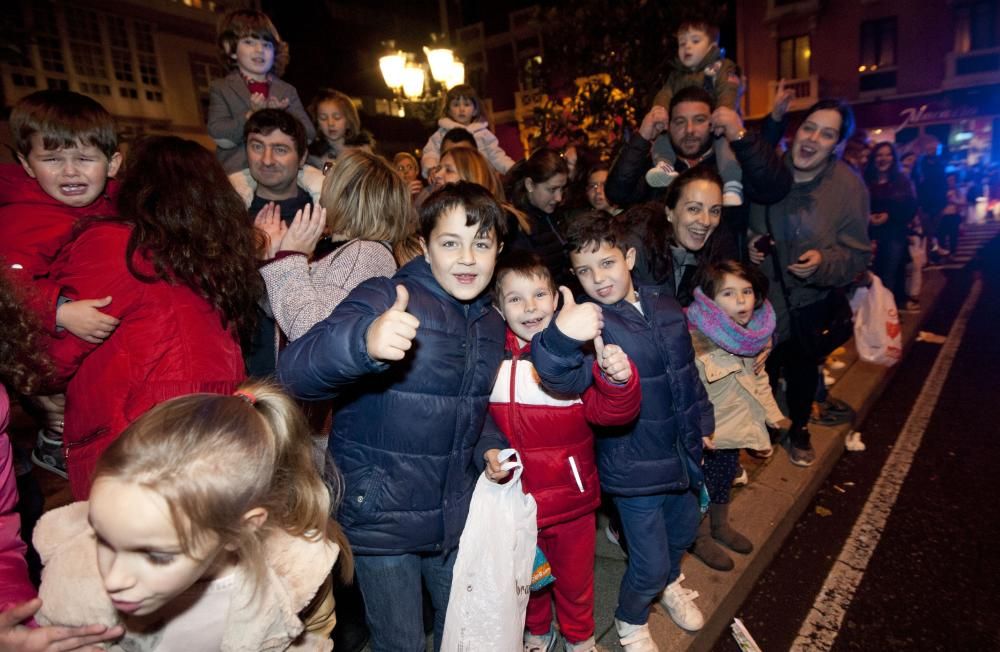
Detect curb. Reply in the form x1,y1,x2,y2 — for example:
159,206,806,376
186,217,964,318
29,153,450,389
595,269,950,651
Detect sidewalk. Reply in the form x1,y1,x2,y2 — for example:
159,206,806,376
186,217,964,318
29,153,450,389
591,267,952,651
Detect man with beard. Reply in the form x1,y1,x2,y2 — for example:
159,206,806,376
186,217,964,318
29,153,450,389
606,87,790,259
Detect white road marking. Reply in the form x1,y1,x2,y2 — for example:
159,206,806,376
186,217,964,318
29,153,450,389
790,276,983,651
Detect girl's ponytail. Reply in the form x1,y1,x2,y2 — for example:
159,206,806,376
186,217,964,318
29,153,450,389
237,381,354,583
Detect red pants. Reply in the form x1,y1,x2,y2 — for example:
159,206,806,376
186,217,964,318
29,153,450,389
525,511,596,644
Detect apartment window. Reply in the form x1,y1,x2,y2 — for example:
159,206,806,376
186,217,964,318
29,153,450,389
860,17,897,71
47,78,69,90
190,55,225,121
955,2,997,53
12,73,37,88
120,87,138,99
134,22,156,55
778,35,810,79
33,2,67,75
79,81,111,96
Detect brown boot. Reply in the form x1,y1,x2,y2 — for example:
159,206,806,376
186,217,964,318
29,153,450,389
690,518,733,571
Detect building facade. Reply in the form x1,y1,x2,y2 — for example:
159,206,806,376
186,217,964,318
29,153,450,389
736,0,1000,164
0,0,257,161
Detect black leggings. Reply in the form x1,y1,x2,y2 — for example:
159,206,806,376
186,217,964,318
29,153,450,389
766,337,818,448
703,448,740,504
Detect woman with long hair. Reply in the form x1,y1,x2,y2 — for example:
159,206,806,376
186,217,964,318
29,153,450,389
46,135,262,499
621,165,734,306
505,148,573,285
863,141,917,303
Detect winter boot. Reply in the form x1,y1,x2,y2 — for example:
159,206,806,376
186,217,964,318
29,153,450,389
690,518,733,571
710,503,753,554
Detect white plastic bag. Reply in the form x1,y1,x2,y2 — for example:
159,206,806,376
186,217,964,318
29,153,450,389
850,274,902,366
441,449,537,652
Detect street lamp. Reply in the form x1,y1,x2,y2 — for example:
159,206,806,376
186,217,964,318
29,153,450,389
378,39,466,122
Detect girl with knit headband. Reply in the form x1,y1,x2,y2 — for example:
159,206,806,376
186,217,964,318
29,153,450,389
685,261,790,572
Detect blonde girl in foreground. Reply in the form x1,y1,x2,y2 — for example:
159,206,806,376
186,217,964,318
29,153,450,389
33,382,351,651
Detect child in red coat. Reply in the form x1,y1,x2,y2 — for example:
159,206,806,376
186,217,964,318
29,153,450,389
489,251,641,652
0,90,123,479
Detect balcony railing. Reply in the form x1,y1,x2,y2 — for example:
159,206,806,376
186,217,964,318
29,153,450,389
767,74,818,111
944,46,1000,89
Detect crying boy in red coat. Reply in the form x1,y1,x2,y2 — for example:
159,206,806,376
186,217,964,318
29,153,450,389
489,251,641,652
0,90,122,479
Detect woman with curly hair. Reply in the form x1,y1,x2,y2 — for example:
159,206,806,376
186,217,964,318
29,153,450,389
0,270,125,646
46,136,263,499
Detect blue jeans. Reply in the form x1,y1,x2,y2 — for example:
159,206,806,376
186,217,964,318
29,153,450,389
354,549,457,652
613,490,699,625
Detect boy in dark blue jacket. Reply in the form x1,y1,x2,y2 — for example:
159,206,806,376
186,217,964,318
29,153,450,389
277,182,510,652
533,211,714,651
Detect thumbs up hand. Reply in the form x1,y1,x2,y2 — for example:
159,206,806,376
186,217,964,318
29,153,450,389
366,285,420,362
594,335,632,384
554,286,603,342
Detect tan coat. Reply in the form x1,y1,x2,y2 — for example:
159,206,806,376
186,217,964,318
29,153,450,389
691,330,785,451
34,502,338,652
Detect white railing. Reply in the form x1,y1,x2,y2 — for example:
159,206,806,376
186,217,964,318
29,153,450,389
767,74,818,111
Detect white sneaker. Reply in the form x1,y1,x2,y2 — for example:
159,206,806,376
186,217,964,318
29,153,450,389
659,575,704,632
645,161,679,188
722,180,744,206
732,466,749,487
524,630,557,652
615,619,660,651
564,636,601,652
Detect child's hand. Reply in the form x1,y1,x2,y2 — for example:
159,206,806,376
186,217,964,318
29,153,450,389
408,180,424,197
56,297,119,344
595,335,631,384
483,448,509,483
265,96,291,110
281,204,326,256
248,92,268,113
254,202,287,259
771,79,795,122
0,598,124,652
554,287,603,342
366,285,420,362
702,435,716,450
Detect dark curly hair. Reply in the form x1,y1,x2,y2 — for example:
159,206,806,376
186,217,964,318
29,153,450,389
0,266,51,395
112,136,263,349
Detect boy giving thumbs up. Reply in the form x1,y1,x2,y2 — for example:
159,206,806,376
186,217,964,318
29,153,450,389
277,183,512,650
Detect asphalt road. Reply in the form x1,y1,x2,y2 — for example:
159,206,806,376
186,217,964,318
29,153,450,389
712,233,1000,652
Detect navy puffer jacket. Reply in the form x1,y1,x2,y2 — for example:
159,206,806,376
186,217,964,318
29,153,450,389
533,286,713,496
277,257,507,555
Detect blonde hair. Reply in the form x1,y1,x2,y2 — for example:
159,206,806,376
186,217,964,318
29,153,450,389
92,381,352,586
320,150,414,244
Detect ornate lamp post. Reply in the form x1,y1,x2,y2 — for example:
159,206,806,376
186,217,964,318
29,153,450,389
379,39,465,123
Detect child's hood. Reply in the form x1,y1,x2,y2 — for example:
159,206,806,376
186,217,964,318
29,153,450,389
437,117,489,133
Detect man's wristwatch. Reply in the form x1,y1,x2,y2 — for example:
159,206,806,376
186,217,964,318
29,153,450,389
732,128,747,143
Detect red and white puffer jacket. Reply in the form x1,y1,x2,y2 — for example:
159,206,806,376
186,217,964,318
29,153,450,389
489,328,641,528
